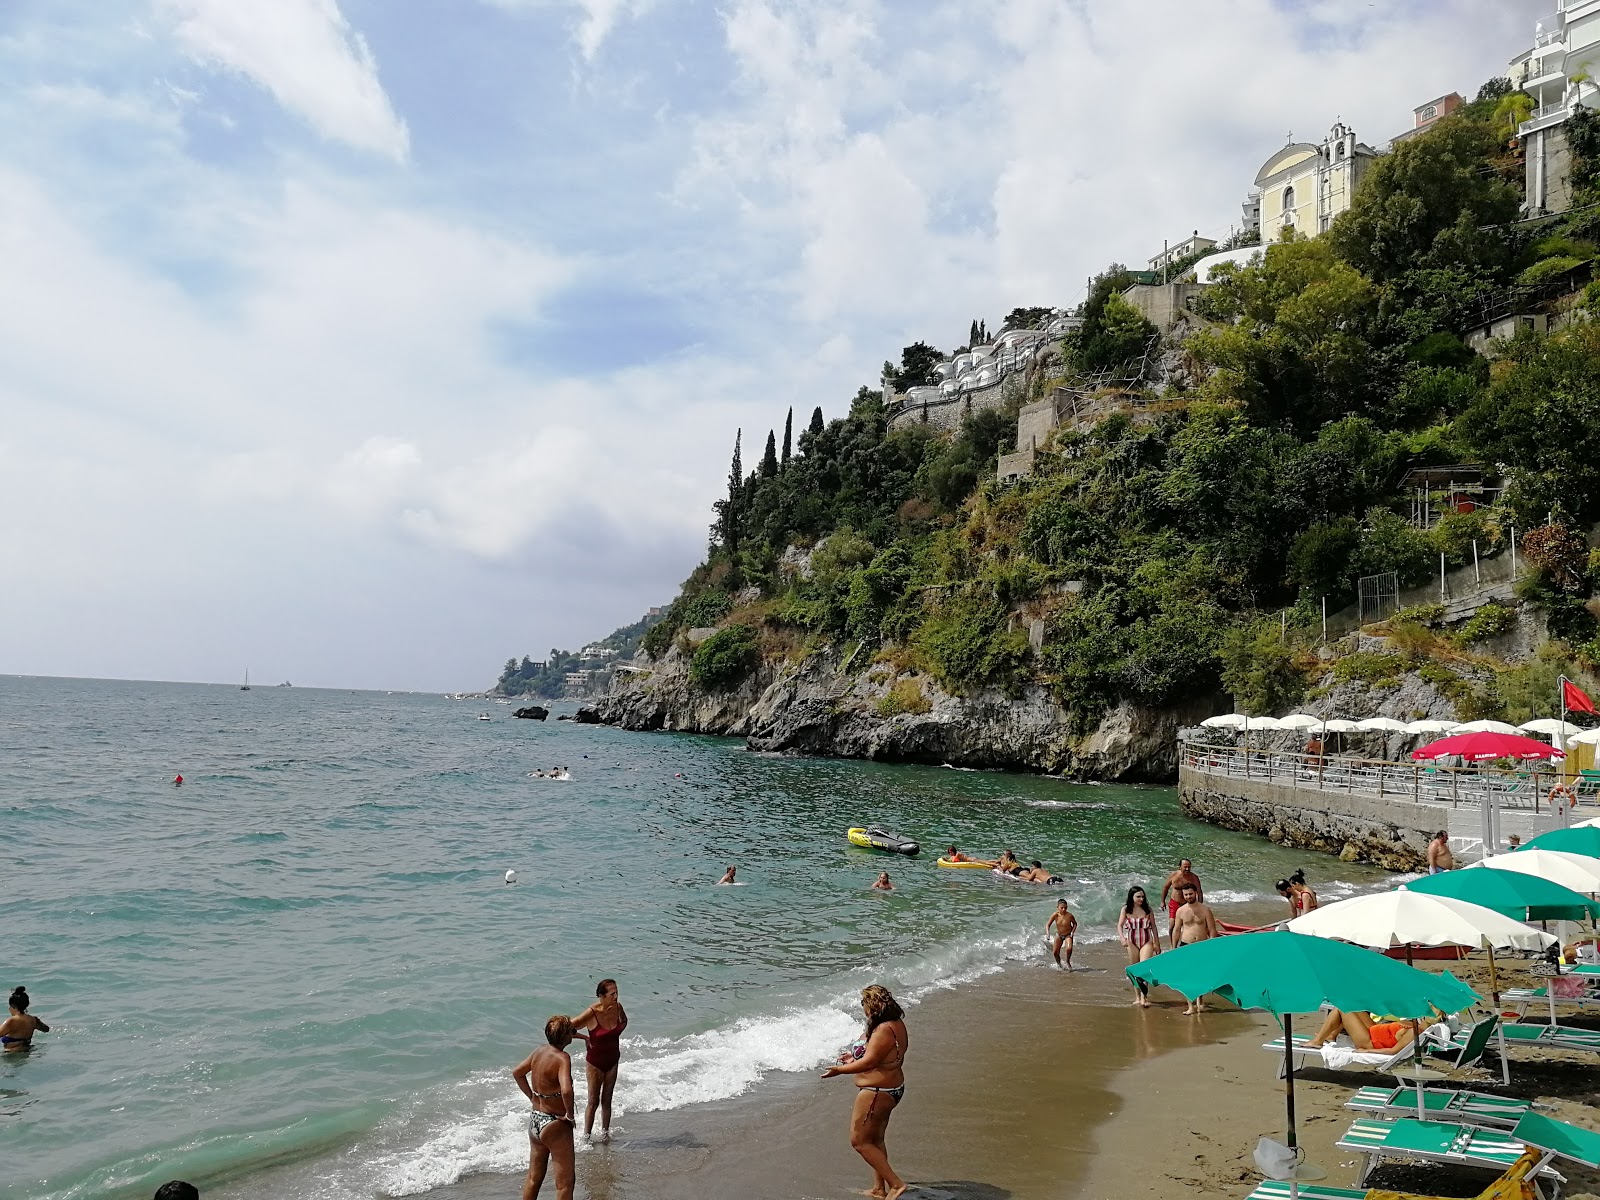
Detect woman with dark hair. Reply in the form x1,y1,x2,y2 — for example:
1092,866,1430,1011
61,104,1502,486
1275,869,1318,919
1117,888,1160,1008
571,978,627,1140
1,987,49,1051
511,1015,578,1200
821,984,909,1200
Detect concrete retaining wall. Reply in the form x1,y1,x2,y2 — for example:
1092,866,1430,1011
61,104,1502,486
1179,766,1439,872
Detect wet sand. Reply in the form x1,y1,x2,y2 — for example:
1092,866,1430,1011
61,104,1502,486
440,920,1600,1200
440,935,1258,1200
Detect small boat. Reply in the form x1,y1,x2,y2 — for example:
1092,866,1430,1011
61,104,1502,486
240,668,251,692
477,713,491,721
847,826,920,856
1383,944,1470,962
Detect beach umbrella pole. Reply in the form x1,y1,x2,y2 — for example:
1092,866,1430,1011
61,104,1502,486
1488,946,1511,1086
1283,1012,1300,1200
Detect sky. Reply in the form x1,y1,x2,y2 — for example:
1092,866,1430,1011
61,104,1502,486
0,0,1550,691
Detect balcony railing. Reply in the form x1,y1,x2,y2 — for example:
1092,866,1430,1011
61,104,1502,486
1180,744,1582,815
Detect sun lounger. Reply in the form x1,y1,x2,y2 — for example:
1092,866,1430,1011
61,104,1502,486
1343,1084,1535,1129
1265,1015,1495,1079
1498,1021,1600,1052
1336,1117,1563,1191
1504,982,1600,1026
1241,1182,1365,1200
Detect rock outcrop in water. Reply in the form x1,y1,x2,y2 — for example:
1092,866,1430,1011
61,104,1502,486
595,646,1217,781
513,705,549,720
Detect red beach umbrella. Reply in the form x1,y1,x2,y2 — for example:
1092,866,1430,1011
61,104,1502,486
1411,731,1567,762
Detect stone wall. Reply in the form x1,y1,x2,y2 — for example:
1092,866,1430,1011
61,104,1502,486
1121,282,1210,332
1178,766,1437,871
886,373,1026,433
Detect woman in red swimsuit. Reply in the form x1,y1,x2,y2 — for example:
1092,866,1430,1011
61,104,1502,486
572,978,627,1140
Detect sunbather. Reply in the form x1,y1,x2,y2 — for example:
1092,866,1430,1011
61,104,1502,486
1306,1008,1416,1052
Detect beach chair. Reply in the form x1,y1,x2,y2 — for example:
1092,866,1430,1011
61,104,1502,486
1498,1022,1600,1052
1335,1117,1563,1192
1263,1016,1493,1078
1344,1085,1535,1129
1241,1182,1365,1200
1503,981,1600,1025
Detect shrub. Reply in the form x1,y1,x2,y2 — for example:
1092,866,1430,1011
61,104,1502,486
876,678,932,718
1518,255,1586,286
915,595,1030,696
1429,508,1496,567
680,591,732,628
1219,622,1308,715
1456,603,1518,643
690,625,760,691
1332,651,1405,687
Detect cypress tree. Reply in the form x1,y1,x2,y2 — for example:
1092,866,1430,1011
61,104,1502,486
781,407,793,464
809,406,824,436
713,429,743,555
760,430,778,478
968,319,979,347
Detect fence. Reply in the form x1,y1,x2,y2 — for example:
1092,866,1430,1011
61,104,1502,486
1180,743,1583,817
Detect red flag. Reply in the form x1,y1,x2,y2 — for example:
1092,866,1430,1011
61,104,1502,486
1563,677,1596,715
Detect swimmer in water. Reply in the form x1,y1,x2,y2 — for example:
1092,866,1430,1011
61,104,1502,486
872,872,893,891
718,866,737,884
1,986,49,1051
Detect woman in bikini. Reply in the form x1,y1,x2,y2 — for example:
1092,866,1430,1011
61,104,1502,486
511,1015,577,1200
1,986,49,1051
1118,887,1160,1007
571,978,627,1140
1304,1007,1416,1052
1276,869,1319,919
821,984,909,1200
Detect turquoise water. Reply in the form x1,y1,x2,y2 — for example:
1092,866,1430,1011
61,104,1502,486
1,676,1378,1199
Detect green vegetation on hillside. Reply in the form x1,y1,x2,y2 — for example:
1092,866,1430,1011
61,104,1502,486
495,609,663,698
643,81,1600,721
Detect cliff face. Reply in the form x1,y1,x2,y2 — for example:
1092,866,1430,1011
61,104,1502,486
595,648,1220,782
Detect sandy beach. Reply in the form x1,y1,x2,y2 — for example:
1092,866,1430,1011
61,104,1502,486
435,913,1600,1200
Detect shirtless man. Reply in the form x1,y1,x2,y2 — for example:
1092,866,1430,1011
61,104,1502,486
1427,831,1455,874
1046,899,1077,968
1159,858,1202,929
1170,885,1220,1014
1021,860,1060,883
718,866,737,884
511,1016,578,1200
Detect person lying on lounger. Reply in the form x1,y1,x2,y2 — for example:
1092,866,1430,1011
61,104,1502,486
1305,1008,1417,1052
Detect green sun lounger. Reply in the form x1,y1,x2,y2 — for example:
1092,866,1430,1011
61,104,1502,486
1344,1084,1535,1129
1505,984,1600,1023
1242,1182,1366,1200
1498,1021,1600,1051
1336,1116,1562,1190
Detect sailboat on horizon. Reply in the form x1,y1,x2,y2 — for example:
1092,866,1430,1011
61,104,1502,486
241,669,251,692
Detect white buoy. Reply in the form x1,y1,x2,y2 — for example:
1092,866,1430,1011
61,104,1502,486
505,870,517,885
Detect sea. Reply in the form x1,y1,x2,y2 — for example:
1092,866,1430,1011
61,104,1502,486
1,676,1385,1200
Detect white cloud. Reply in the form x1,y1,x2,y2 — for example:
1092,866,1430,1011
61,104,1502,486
159,0,409,159
482,0,652,59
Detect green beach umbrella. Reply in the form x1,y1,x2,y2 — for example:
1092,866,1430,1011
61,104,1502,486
1523,825,1600,859
1404,868,1600,924
1127,932,1479,1180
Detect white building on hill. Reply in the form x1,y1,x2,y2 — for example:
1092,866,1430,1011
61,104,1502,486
1513,0,1600,215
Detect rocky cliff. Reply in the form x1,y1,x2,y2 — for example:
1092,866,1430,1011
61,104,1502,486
595,647,1220,781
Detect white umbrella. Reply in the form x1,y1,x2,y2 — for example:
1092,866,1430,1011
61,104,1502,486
1356,717,1410,732
1289,888,1553,952
1201,713,1250,729
1579,816,1600,829
1521,719,1584,736
1322,719,1361,733
1567,729,1600,746
1289,887,1553,1091
1473,850,1600,895
1404,719,1456,735
1276,714,1324,730
1451,720,1520,734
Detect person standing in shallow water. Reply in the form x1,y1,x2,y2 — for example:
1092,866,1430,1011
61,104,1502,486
1046,899,1077,968
1118,887,1160,1007
822,984,909,1200
1,986,49,1050
571,978,627,1140
511,1015,577,1200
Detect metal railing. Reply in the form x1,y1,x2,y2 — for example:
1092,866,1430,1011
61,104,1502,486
1180,744,1583,815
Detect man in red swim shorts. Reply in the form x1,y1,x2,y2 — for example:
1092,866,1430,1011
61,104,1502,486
1159,858,1202,928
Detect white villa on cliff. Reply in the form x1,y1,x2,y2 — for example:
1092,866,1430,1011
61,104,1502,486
887,313,1083,431
1513,0,1600,215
